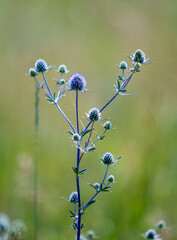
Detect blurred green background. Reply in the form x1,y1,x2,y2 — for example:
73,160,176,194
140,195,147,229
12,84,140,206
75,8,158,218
0,0,177,239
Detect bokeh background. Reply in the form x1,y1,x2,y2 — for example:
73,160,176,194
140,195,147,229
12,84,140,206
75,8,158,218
0,0,177,239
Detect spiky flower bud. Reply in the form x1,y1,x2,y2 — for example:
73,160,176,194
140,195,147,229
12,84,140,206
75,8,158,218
157,220,166,229
102,152,114,165
60,79,66,85
93,183,100,191
145,229,156,239
87,230,97,239
35,59,48,72
107,175,115,183
68,73,87,91
29,68,38,77
103,121,112,130
58,64,69,74
69,192,78,204
0,214,10,235
134,49,145,63
88,108,101,121
72,133,81,142
119,61,128,70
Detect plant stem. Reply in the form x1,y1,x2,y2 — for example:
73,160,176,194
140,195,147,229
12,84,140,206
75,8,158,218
34,84,39,240
83,165,109,210
76,91,81,240
41,73,76,133
76,90,79,133
82,72,134,134
55,102,76,133
42,72,53,98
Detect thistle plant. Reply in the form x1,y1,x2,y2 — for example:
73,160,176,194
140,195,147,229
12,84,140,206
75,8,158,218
142,220,169,240
28,49,151,239
0,213,26,240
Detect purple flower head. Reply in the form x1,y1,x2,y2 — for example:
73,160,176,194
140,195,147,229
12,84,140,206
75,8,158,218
68,73,87,92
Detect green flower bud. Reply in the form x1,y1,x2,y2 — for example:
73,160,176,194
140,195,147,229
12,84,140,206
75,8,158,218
157,220,166,229
107,175,115,183
72,133,81,142
119,61,128,70
29,68,38,77
103,121,112,130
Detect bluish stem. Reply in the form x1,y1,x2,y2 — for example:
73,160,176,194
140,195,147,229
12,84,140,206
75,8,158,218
82,72,134,134
76,90,79,133
34,84,39,240
101,165,109,186
55,103,76,133
41,73,76,133
83,165,109,210
75,91,81,240
42,72,53,98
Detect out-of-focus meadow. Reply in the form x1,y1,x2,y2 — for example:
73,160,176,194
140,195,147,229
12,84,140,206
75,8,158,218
0,0,177,239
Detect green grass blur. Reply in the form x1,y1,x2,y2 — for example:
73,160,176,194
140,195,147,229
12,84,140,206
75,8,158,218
0,0,177,239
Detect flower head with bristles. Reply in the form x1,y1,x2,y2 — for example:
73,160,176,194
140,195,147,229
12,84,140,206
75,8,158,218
35,59,48,72
87,230,97,239
119,61,128,70
69,192,78,204
87,108,101,121
103,121,112,130
29,68,38,77
102,152,114,165
72,133,81,142
142,229,157,239
129,49,150,64
107,175,115,183
157,220,166,230
0,213,10,235
68,73,87,92
58,64,69,74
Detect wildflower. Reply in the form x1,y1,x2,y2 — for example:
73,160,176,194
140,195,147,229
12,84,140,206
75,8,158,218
143,229,157,239
107,175,115,183
157,220,166,229
88,108,101,121
72,133,81,142
0,213,10,235
60,79,66,85
93,183,100,191
57,64,69,74
87,230,97,239
35,59,48,72
119,61,128,70
69,192,78,204
68,73,87,91
103,121,112,130
102,152,114,165
129,49,150,64
29,68,38,77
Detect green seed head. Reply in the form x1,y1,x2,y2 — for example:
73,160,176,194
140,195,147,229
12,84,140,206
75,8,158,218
29,68,38,77
119,61,128,70
145,229,156,239
157,220,166,229
103,121,112,130
107,175,115,183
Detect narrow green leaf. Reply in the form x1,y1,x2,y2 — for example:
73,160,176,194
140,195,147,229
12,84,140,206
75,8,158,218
66,129,74,135
79,168,87,175
87,147,96,152
72,166,79,175
81,128,95,137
